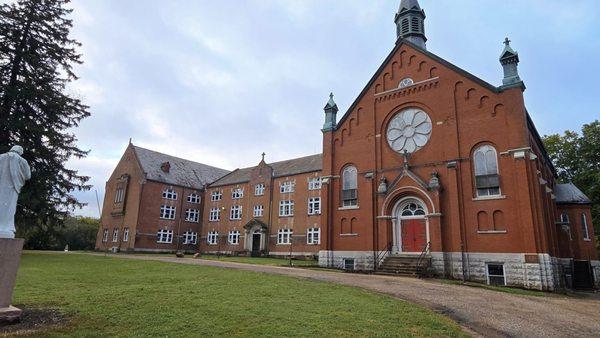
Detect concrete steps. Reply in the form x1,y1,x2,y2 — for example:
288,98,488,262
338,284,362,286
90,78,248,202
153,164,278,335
376,255,430,277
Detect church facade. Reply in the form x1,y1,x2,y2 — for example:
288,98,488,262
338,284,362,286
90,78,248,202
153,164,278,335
96,0,598,290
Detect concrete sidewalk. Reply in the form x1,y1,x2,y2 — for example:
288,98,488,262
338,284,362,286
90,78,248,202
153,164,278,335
93,253,600,337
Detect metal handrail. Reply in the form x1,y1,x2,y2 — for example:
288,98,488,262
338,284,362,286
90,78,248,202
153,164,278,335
375,242,393,269
415,241,431,273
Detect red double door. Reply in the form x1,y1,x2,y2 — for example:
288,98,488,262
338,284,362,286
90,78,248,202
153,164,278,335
401,219,427,252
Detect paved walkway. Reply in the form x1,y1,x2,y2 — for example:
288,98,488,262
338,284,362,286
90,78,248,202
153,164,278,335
97,254,600,337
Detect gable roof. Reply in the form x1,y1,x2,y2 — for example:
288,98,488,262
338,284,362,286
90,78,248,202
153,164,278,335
555,183,591,205
209,154,322,187
336,39,501,128
132,145,230,189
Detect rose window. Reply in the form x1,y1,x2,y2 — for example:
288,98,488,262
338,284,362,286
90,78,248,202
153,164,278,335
386,108,432,154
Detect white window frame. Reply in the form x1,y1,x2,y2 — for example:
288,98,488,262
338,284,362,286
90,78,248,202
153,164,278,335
211,190,222,201
473,145,501,197
255,184,265,196
342,166,358,207
253,205,264,217
308,177,322,190
185,209,200,223
307,228,320,245
279,200,294,217
231,188,244,199
187,193,201,204
207,231,219,245
485,263,506,286
582,213,590,241
160,205,176,220
102,228,108,242
123,227,129,242
183,231,198,245
112,228,119,242
209,208,221,222
277,228,292,245
157,229,174,244
230,205,242,220
280,181,295,193
228,231,240,245
162,188,178,200
308,197,321,215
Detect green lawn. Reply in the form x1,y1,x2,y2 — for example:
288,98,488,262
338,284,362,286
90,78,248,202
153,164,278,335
12,252,466,337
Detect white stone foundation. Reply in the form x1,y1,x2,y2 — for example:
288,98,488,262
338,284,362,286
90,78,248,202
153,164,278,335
318,250,376,271
318,250,591,291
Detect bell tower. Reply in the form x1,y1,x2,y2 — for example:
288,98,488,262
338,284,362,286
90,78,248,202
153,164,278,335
395,0,427,50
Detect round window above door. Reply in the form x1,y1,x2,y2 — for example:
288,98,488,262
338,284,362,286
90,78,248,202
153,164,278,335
386,108,432,154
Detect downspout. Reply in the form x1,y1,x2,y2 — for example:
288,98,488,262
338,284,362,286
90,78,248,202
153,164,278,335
327,131,335,268
134,174,147,252
176,185,185,253
198,184,207,254
453,83,468,282
372,100,380,271
267,171,274,255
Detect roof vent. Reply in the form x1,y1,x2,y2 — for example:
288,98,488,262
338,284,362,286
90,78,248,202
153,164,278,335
161,161,171,173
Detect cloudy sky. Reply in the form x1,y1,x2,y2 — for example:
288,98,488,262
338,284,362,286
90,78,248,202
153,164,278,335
66,0,600,217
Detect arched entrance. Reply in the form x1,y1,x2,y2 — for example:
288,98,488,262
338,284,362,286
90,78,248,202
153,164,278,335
243,219,268,256
392,197,428,253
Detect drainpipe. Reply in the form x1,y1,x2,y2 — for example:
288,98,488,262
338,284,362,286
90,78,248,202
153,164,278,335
176,185,185,254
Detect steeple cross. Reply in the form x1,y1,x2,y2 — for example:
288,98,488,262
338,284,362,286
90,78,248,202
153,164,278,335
504,37,511,46
261,152,266,162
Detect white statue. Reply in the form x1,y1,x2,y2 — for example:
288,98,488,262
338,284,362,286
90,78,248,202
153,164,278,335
0,145,31,239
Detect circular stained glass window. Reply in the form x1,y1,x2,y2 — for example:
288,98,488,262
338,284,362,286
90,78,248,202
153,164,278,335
386,108,432,154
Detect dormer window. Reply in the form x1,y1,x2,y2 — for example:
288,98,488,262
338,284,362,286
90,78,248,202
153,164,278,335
162,187,177,200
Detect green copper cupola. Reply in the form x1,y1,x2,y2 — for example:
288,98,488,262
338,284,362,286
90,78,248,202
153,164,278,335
322,93,338,132
395,0,427,50
499,37,524,89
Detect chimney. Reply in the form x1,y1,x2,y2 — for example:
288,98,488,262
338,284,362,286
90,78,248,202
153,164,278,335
161,161,171,173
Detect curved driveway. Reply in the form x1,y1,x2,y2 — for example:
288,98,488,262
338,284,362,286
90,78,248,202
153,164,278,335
98,254,600,337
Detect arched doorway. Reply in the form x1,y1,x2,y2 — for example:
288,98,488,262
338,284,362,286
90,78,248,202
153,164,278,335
392,197,428,253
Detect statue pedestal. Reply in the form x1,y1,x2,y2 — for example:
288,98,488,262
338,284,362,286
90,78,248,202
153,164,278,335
0,238,24,323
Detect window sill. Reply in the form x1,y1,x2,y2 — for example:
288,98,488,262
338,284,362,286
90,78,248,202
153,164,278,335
279,215,294,218
584,238,592,242
276,243,292,246
338,206,359,211
308,213,321,216
340,233,359,237
159,217,176,220
472,195,506,201
477,230,508,234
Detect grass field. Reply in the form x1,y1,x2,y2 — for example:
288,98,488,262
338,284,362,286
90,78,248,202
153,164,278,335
11,252,466,337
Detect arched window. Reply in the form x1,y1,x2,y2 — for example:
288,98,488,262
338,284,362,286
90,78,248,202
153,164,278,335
400,200,426,217
473,145,500,197
581,213,590,240
342,166,358,207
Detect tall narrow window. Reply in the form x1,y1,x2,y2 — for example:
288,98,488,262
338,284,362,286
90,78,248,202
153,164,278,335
473,145,500,197
112,228,119,242
582,213,590,240
123,227,129,242
102,228,108,242
342,166,358,207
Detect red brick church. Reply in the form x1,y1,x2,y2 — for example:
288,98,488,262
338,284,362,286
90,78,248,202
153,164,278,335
96,0,598,290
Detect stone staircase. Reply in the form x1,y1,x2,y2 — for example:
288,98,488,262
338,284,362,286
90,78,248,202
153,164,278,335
376,254,431,277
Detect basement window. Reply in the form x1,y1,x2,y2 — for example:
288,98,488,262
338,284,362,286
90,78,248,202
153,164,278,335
486,263,506,286
343,258,355,271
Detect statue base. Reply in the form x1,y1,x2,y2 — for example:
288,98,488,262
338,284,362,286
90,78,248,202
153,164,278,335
0,238,24,323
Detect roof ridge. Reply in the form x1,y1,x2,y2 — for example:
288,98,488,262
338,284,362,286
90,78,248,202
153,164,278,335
132,144,230,172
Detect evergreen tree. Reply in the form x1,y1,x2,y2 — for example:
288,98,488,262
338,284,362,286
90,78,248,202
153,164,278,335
0,0,90,246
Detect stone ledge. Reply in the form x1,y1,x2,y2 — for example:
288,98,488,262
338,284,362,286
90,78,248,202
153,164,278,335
0,305,22,324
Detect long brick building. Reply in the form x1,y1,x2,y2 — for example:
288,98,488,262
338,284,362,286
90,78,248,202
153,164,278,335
97,0,598,290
